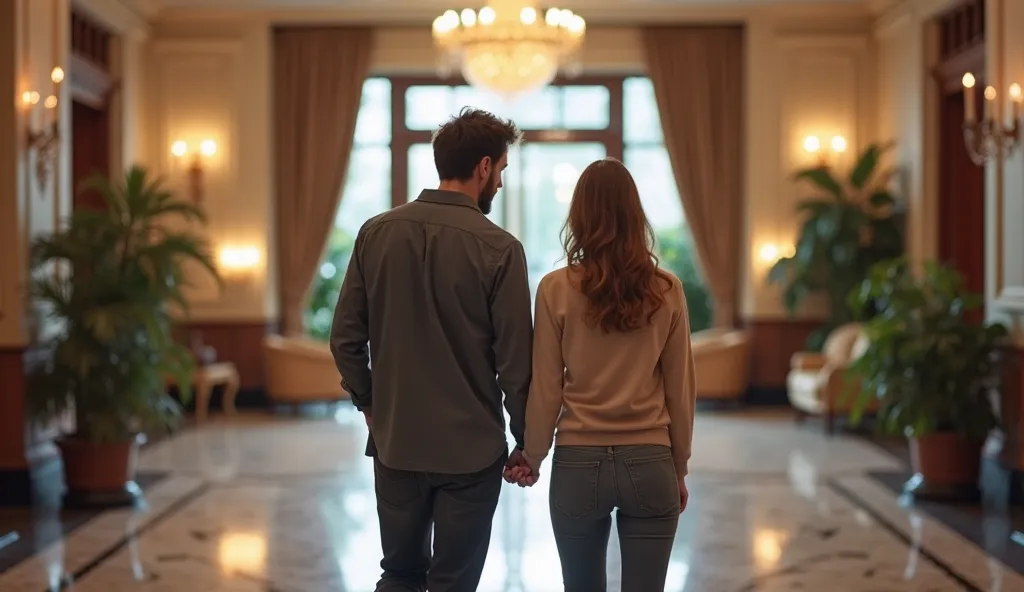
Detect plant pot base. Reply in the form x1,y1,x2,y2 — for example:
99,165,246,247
63,480,144,509
902,473,981,502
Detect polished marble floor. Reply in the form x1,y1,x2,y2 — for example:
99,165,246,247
2,408,1023,591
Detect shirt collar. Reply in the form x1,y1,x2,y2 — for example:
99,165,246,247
416,189,480,211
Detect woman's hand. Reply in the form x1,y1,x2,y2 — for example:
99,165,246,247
679,476,689,512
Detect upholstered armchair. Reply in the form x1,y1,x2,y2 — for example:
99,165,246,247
691,328,751,401
264,335,349,406
786,323,872,434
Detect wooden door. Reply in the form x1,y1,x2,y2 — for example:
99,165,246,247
937,90,985,323
71,100,110,210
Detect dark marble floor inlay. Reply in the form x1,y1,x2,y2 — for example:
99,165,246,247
0,472,168,576
867,470,1024,575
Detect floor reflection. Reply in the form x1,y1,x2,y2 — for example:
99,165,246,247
0,411,1022,591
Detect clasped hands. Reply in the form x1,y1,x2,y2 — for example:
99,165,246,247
503,449,539,487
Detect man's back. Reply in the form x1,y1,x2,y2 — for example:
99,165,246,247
331,189,533,474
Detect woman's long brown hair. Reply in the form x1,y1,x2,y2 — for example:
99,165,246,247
561,158,670,333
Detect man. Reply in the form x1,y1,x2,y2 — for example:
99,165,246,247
330,107,534,592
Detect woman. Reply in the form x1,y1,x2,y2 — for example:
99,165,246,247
518,158,696,591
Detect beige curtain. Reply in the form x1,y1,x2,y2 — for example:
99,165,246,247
274,27,373,335
642,26,744,327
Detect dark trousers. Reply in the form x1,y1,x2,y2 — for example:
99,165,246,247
549,445,680,592
373,452,506,592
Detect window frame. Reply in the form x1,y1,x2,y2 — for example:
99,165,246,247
387,75,632,209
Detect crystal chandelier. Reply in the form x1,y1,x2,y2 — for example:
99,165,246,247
432,0,586,97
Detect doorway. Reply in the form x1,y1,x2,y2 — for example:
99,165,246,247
934,0,986,322
71,100,110,210
69,10,114,211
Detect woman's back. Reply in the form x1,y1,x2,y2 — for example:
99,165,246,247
528,267,691,470
518,157,696,592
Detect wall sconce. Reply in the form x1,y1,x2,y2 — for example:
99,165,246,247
218,245,261,279
171,139,218,203
758,242,794,266
23,66,64,190
803,134,847,168
961,72,1021,165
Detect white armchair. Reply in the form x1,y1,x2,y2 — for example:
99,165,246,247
786,323,872,434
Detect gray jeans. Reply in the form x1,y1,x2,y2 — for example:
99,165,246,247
549,445,680,592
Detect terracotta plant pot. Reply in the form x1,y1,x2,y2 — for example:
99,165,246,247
58,435,142,507
906,432,983,500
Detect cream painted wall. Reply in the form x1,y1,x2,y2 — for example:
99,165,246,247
0,0,148,347
0,0,71,348
744,18,877,319
986,0,1024,323
145,10,879,325
874,0,1024,330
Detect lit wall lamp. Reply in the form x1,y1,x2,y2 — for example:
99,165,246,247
171,139,218,203
217,245,261,280
758,242,795,267
961,72,1021,165
802,134,847,168
22,66,64,190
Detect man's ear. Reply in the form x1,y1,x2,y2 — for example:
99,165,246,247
478,156,492,181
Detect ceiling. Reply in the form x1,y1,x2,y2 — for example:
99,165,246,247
126,0,888,23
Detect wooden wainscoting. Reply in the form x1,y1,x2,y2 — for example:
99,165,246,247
180,321,277,391
0,347,29,472
998,344,1024,470
744,319,823,390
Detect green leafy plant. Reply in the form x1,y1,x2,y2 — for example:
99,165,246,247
27,166,219,443
768,144,904,350
846,257,1007,439
656,227,714,333
305,227,355,342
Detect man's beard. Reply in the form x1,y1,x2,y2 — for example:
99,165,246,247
477,171,499,215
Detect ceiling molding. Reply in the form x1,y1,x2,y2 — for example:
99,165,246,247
872,0,913,38
146,0,873,26
72,0,151,39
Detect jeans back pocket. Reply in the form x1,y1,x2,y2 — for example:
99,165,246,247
551,460,601,519
624,455,678,516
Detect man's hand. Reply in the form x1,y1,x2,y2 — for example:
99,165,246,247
679,476,689,513
504,449,539,487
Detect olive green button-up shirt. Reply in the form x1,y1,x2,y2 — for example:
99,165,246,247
330,189,533,474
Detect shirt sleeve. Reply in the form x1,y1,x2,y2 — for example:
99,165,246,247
661,279,697,477
490,241,533,450
330,230,373,411
523,278,563,469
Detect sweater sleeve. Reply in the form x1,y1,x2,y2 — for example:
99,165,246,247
523,278,564,469
661,280,697,477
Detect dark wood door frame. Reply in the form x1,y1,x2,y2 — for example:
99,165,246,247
932,13,985,323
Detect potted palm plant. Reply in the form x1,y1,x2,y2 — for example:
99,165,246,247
847,257,1006,499
27,166,218,506
768,143,904,350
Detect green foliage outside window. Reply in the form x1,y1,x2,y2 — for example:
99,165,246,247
655,228,714,333
305,227,355,342
305,225,714,340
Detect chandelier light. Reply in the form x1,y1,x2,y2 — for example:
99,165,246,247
432,1,586,97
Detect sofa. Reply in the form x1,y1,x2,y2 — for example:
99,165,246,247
786,322,872,434
691,328,751,401
264,335,349,405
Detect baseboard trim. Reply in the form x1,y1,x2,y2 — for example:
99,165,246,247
744,387,790,407
981,456,1024,509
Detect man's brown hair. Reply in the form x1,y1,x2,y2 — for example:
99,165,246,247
431,107,522,181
